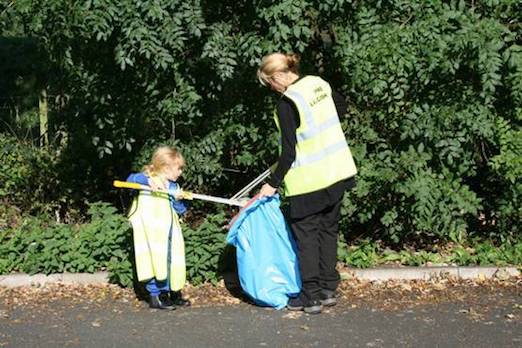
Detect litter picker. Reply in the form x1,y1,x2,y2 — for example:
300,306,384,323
113,168,272,208
113,180,246,207
230,168,271,200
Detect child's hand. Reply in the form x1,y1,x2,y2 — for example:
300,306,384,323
148,177,166,191
174,189,185,200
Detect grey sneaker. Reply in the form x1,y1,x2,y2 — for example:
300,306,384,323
287,296,323,314
304,300,323,314
319,290,337,307
287,296,304,311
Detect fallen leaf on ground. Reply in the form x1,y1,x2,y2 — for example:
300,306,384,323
0,276,520,315
282,311,302,319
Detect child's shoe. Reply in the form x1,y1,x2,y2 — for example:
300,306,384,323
170,291,191,307
149,294,176,310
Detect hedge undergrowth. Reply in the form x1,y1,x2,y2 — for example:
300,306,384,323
0,202,519,288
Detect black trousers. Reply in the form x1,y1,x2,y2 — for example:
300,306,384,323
290,198,342,302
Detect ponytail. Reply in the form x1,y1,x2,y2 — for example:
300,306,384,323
285,53,300,74
257,52,301,86
142,164,155,176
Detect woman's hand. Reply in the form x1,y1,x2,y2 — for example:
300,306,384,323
259,183,277,198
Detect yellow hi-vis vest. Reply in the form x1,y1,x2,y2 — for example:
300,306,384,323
275,75,357,196
128,181,186,291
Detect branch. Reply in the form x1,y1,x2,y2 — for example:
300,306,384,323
400,14,414,28
0,1,15,16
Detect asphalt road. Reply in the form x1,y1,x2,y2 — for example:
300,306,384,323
1,289,520,348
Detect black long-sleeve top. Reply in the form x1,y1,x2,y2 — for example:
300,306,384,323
268,86,356,219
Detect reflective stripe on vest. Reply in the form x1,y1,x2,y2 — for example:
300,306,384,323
285,86,350,168
291,140,348,168
286,89,344,143
276,76,357,196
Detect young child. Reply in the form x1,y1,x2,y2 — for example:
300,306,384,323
126,146,191,310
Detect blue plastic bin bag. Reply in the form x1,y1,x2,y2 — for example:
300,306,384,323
226,195,301,309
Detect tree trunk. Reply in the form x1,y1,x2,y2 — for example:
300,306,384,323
39,87,48,146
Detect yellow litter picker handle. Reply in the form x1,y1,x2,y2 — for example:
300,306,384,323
113,180,150,191
113,180,178,196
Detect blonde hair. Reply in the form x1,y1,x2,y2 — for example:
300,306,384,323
143,146,185,176
257,53,300,86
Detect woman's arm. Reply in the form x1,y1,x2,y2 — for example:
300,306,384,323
267,97,298,188
332,90,348,117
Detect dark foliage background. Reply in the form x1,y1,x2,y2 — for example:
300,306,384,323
1,0,520,281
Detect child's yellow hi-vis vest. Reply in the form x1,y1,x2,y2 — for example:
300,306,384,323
275,75,358,196
128,190,186,291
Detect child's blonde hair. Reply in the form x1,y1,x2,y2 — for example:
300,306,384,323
257,53,300,86
143,146,185,176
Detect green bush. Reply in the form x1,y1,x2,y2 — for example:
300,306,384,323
338,238,379,269
334,1,521,244
337,239,522,268
0,202,131,275
1,1,520,260
1,202,520,287
0,134,60,215
183,212,229,285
